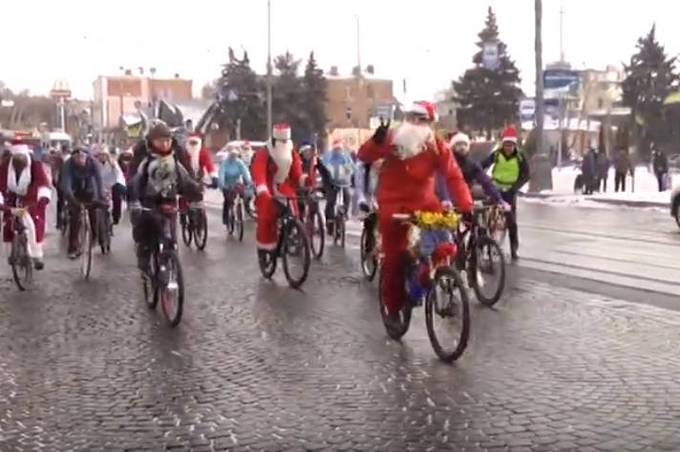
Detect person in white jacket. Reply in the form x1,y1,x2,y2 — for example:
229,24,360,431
93,146,127,224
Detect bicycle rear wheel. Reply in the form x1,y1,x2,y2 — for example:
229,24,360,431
80,213,93,279
378,266,412,340
425,266,470,363
334,212,346,248
236,200,245,242
282,219,311,288
308,210,325,260
471,236,506,307
10,235,32,291
258,250,277,279
193,210,208,251
181,214,193,247
159,252,184,327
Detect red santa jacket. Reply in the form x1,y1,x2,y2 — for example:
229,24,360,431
0,160,51,208
358,135,472,213
251,148,305,197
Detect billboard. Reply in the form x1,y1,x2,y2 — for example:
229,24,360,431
543,69,580,92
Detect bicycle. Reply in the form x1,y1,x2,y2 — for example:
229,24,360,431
140,204,184,327
455,202,506,307
300,190,325,260
258,196,311,289
74,202,98,280
487,203,508,249
378,211,470,363
359,201,379,281
97,193,113,255
180,200,208,250
224,185,246,242
331,184,349,248
4,205,33,291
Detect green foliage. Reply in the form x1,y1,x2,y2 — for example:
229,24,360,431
453,7,523,138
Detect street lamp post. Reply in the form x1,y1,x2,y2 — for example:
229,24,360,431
266,0,273,136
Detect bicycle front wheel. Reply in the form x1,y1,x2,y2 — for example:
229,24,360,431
80,214,93,279
10,235,32,291
425,266,470,363
334,213,346,248
360,227,378,281
236,200,245,242
159,252,184,327
282,219,311,288
194,210,208,251
378,266,412,340
143,252,159,309
308,210,325,260
471,236,506,307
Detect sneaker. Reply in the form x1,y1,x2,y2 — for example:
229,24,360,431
33,259,44,271
68,251,80,260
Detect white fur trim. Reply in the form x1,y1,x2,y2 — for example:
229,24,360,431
450,133,470,146
299,174,308,187
8,157,32,196
256,184,269,195
37,186,52,202
0,191,4,206
19,212,41,259
272,125,291,141
10,144,31,157
257,241,278,251
502,137,518,144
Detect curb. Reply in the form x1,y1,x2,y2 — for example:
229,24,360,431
521,192,669,209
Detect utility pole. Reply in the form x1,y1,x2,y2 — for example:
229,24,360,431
355,15,361,74
530,0,551,192
266,0,273,136
559,1,565,63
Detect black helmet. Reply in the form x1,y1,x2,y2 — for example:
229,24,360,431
147,120,172,141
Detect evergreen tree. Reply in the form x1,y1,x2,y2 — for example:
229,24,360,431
622,25,678,156
453,7,523,138
271,52,303,143
301,52,328,145
215,48,266,140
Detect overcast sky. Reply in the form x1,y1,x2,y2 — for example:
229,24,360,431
2,0,679,101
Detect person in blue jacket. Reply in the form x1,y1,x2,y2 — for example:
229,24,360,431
218,147,253,225
321,139,355,235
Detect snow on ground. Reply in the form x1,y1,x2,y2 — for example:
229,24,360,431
530,165,676,207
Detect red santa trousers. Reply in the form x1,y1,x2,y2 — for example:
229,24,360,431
2,203,47,258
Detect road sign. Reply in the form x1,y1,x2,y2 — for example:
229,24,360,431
543,69,580,91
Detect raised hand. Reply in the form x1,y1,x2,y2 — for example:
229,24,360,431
372,118,391,145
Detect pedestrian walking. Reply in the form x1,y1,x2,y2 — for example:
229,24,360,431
581,148,597,195
651,145,669,192
614,148,631,192
597,148,610,192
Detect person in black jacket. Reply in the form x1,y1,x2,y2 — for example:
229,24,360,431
651,145,669,192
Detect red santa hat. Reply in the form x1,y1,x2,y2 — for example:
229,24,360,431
406,101,438,122
272,123,291,141
501,127,518,144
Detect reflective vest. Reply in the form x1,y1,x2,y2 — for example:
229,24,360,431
492,151,521,190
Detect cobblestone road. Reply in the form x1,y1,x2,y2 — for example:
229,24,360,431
1,207,680,451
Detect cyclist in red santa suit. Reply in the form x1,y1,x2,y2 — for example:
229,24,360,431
358,101,473,329
251,124,306,258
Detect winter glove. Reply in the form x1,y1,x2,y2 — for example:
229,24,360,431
441,200,454,212
210,177,219,189
372,119,390,145
37,197,50,208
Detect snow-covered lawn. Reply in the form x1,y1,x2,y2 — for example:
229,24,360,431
529,165,676,207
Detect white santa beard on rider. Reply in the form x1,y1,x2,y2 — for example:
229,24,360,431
271,142,293,182
393,122,433,159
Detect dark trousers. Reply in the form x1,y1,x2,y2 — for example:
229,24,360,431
615,172,626,192
68,202,98,253
56,187,65,228
656,172,666,192
111,185,125,224
600,176,607,192
324,186,351,225
500,191,519,253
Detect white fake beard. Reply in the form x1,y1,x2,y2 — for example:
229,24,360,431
270,141,293,183
187,144,201,172
393,122,433,160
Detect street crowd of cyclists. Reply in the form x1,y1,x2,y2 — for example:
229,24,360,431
0,100,530,361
